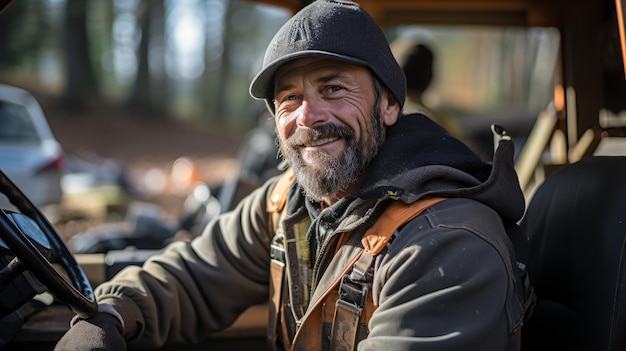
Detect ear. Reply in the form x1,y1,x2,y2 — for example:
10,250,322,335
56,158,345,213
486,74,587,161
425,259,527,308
380,91,400,126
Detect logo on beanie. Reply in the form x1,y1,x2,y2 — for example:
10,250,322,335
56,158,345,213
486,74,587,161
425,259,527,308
289,19,311,43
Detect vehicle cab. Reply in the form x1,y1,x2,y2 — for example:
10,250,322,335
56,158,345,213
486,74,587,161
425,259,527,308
1,0,625,350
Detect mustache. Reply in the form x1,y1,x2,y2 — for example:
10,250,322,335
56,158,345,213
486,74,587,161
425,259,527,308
285,124,354,148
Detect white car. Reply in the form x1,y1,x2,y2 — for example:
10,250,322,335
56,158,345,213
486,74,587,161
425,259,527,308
0,83,65,211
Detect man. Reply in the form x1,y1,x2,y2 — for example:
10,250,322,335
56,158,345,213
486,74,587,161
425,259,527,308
56,1,527,350
391,39,460,137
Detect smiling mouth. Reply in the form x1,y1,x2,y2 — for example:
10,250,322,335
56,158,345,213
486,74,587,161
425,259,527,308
304,137,339,147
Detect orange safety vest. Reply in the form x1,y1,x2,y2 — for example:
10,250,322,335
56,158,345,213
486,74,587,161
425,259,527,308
266,170,444,351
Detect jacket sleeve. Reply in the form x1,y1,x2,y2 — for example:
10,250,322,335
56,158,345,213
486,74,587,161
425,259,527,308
361,199,519,351
93,177,279,349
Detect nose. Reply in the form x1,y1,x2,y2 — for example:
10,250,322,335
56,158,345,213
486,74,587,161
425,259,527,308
297,96,328,127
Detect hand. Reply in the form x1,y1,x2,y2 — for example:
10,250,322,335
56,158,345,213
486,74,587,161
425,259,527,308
54,311,126,351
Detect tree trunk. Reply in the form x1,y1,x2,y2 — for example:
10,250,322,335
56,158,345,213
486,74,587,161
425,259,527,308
62,0,99,111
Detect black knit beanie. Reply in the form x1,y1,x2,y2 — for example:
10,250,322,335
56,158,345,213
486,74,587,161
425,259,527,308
249,0,406,112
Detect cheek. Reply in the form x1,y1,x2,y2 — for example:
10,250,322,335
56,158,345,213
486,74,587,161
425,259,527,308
276,112,295,139
351,106,380,149
350,110,374,144
277,113,291,129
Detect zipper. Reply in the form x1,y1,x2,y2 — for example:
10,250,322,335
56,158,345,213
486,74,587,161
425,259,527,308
310,230,346,293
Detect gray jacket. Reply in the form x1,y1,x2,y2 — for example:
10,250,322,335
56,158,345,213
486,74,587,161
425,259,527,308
95,114,527,350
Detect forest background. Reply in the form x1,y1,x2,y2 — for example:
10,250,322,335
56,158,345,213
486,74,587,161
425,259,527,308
0,0,561,236
0,0,296,234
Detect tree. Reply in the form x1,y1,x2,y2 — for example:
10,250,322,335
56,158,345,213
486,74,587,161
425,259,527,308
127,1,168,118
62,0,99,111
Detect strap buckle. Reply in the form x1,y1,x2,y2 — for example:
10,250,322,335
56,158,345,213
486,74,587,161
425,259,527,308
338,274,368,309
270,234,285,263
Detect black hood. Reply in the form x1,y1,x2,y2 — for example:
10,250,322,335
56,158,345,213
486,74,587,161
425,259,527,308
358,114,525,223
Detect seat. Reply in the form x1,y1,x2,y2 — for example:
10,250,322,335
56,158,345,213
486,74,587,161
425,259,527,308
520,156,626,350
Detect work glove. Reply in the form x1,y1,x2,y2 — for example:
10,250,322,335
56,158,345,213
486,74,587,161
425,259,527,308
54,310,126,351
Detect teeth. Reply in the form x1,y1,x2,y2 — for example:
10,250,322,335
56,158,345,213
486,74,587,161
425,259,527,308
307,137,337,146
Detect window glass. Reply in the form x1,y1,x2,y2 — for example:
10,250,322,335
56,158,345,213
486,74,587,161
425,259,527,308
388,25,561,159
0,101,41,144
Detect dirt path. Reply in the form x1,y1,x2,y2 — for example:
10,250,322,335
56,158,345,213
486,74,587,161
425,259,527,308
42,102,248,239
46,104,245,186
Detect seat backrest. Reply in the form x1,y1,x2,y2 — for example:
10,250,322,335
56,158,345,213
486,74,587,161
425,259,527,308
521,156,626,351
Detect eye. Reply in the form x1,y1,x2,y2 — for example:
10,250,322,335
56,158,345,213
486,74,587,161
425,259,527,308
274,93,301,112
325,85,344,94
284,94,300,101
275,92,301,104
322,85,347,98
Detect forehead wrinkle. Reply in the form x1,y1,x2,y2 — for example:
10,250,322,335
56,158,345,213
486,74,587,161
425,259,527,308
317,71,349,83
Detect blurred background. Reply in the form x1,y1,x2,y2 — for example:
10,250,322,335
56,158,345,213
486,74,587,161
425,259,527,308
0,0,290,125
0,0,561,248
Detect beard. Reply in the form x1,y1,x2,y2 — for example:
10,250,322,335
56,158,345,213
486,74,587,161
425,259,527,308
277,103,385,202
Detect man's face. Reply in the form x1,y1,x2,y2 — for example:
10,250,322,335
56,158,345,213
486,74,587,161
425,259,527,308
273,57,399,203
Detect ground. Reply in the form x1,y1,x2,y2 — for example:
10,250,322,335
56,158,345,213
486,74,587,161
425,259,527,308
42,101,248,240
47,105,243,184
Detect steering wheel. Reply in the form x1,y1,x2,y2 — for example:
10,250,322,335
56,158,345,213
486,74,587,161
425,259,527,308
0,170,96,319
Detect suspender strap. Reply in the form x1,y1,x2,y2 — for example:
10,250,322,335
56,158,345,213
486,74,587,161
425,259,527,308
331,296,364,351
330,197,445,351
269,258,285,349
267,169,294,351
267,169,294,228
